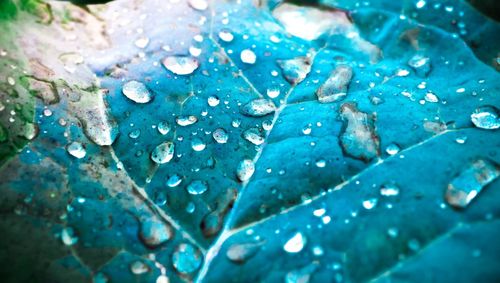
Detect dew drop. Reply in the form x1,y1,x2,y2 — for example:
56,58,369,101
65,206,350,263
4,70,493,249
122,81,153,103
218,30,234,42
129,129,141,139
172,243,202,274
186,180,208,195
67,142,86,159
240,49,256,64
240,98,276,117
176,115,198,126
385,143,400,155
362,198,378,209
408,54,431,77
191,138,206,151
277,56,312,85
266,87,280,98
61,227,78,246
315,159,326,168
242,128,265,145
226,241,263,263
316,65,353,103
158,122,171,135
236,159,255,182
212,128,228,144
207,95,220,107
162,56,199,75
284,232,306,253
188,0,208,11
470,106,500,130
380,184,400,196
151,142,175,164
139,218,173,248
167,174,182,187
130,260,149,275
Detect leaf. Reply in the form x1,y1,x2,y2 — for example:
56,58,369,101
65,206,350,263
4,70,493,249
0,0,499,282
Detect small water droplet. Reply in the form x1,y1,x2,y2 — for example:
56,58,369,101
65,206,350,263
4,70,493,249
166,174,182,187
455,136,467,144
67,142,86,159
284,232,306,253
218,30,234,42
266,87,280,98
130,260,149,275
380,184,400,196
134,37,150,49
240,98,276,117
240,49,256,64
226,241,263,263
162,56,199,75
362,198,378,209
156,275,169,283
212,128,228,144
122,81,153,103
139,218,173,248
188,0,208,11
385,143,400,155
236,159,255,182
151,142,175,164
186,180,208,195
424,92,439,103
157,121,171,135
191,138,206,151
408,54,431,77
129,129,141,139
470,106,500,130
61,227,78,246
243,128,265,145
176,115,198,126
207,95,220,107
172,243,202,274
315,159,326,168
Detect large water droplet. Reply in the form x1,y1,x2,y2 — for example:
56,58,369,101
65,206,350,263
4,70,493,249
151,142,175,164
176,115,198,126
277,56,312,85
240,99,276,117
122,81,153,103
139,218,173,248
172,243,202,274
162,56,199,75
212,128,228,144
339,103,380,161
158,122,171,135
186,180,208,195
236,159,255,182
240,49,257,64
67,141,86,159
470,106,500,130
445,159,499,208
316,65,353,103
284,232,306,253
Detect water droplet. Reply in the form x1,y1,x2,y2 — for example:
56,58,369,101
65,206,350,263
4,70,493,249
455,136,467,144
191,138,206,151
61,227,78,246
130,260,149,275
134,37,150,49
266,88,280,98
156,275,169,283
157,121,171,135
67,142,86,159
186,180,208,195
237,159,255,182
470,106,500,130
387,227,399,238
242,128,265,145
315,159,326,168
240,49,256,64
362,198,378,209
162,56,199,75
226,241,263,263
316,65,353,103
188,0,208,11
385,143,400,155
207,95,220,107
285,263,318,283
339,103,380,161
93,272,109,283
129,129,141,139
212,128,228,144
139,218,173,248
240,98,276,117
408,54,431,77
172,243,202,274
176,115,198,126
424,92,439,103
380,184,400,196
122,81,153,103
277,56,312,84
166,174,182,187
284,232,306,253
445,159,500,208
151,142,175,164
218,30,234,42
